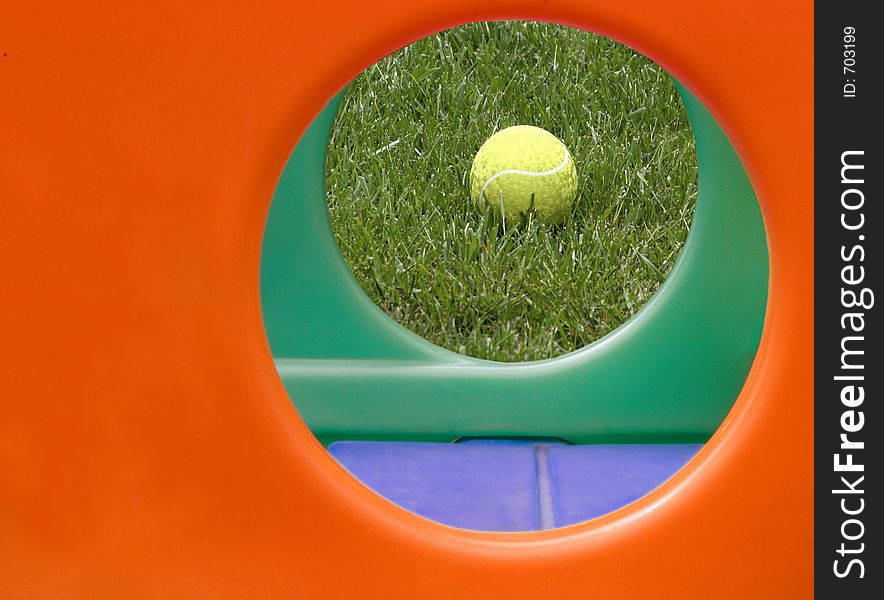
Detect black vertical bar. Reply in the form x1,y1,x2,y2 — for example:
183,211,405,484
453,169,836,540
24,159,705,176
815,2,880,596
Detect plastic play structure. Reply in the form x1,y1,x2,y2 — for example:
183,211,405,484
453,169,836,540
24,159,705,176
262,87,768,447
259,85,768,530
1,0,813,597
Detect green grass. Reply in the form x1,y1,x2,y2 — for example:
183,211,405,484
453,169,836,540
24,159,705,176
325,21,697,362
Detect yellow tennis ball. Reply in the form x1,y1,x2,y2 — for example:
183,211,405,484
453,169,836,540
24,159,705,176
469,125,577,225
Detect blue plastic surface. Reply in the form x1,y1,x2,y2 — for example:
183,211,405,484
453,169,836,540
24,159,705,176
329,441,701,531
329,441,540,531
546,443,702,528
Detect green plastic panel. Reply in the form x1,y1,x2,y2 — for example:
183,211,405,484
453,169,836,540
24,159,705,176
261,86,769,446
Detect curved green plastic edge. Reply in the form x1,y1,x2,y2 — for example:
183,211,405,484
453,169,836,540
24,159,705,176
261,85,769,446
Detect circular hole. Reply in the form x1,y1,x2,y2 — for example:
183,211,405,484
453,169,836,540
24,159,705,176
325,21,698,362
261,20,768,533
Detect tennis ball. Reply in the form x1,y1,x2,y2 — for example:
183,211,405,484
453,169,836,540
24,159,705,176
469,125,577,225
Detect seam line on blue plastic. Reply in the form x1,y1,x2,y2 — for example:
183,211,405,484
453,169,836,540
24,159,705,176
534,445,555,530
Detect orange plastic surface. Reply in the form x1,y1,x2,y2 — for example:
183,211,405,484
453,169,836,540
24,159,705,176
0,1,812,597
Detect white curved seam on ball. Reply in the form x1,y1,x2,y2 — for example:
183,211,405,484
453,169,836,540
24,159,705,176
477,140,571,204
